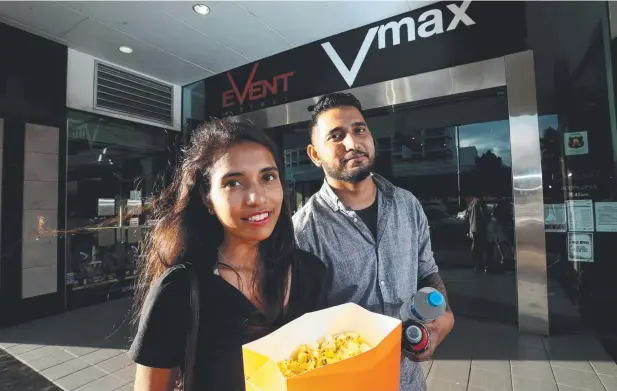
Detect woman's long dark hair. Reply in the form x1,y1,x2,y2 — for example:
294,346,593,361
133,119,295,325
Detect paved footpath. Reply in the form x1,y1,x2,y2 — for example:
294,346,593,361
0,298,134,391
0,348,62,391
0,297,616,391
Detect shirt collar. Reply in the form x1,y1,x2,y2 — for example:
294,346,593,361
318,173,395,212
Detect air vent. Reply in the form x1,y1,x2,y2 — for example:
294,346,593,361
95,62,173,126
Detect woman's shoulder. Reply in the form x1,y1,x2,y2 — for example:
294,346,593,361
144,264,193,305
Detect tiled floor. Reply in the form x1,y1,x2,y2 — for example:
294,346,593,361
0,298,134,391
0,276,616,391
423,316,617,391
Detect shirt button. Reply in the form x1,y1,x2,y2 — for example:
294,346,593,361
353,218,358,222
380,280,386,286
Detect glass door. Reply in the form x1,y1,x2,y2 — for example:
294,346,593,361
366,90,519,325
282,90,519,325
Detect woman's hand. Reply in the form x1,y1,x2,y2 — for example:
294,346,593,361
134,364,177,391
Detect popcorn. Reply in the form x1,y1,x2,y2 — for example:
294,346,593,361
277,332,372,378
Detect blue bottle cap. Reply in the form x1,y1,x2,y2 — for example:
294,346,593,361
427,291,444,307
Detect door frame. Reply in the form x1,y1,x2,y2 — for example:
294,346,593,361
229,51,549,336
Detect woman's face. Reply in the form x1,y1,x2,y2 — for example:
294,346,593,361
207,141,283,244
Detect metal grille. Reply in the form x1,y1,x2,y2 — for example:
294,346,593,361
95,62,173,126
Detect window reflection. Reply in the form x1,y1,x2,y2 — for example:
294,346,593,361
459,121,512,167
66,111,177,301
282,94,518,324
283,94,516,271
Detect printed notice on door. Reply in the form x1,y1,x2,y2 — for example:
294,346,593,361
566,200,594,232
568,232,594,262
595,202,617,232
564,131,589,156
544,204,567,232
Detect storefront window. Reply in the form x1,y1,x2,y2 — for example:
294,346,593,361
526,2,617,335
181,1,617,342
65,110,178,306
182,79,206,145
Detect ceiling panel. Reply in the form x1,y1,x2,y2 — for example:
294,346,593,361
0,13,68,46
62,18,210,84
323,1,413,29
61,1,247,74
151,1,293,62
237,1,341,47
0,1,436,85
407,0,441,11
0,1,85,37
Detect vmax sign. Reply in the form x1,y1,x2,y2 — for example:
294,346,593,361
322,0,476,87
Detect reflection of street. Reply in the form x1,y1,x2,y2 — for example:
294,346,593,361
424,206,471,268
440,268,582,331
67,230,138,290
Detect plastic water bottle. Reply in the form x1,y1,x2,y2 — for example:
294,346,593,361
400,287,446,323
399,288,446,355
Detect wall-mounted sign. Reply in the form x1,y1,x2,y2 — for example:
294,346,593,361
595,202,617,232
544,203,567,232
203,1,526,118
222,62,295,110
564,131,589,156
566,199,594,232
322,1,476,88
568,232,594,263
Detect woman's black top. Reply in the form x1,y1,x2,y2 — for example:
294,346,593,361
128,249,328,391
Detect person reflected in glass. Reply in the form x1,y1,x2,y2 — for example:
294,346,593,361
464,195,490,272
128,120,328,391
487,198,515,272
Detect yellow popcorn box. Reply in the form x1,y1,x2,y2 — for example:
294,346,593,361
242,303,402,391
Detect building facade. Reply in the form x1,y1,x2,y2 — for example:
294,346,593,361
0,23,182,326
183,0,617,343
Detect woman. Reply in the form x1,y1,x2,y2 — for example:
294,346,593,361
129,119,328,391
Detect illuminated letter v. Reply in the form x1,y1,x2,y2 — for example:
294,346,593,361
321,26,379,88
227,62,259,105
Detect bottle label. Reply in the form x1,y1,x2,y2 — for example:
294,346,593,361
409,304,428,322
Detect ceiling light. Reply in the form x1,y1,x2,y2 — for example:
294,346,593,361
119,46,133,54
193,4,210,15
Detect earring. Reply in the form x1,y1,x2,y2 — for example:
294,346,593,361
208,208,214,215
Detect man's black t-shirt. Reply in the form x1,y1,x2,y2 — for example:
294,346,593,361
355,198,379,240
128,249,328,391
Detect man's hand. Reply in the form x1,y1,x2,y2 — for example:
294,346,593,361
404,272,455,361
405,310,455,361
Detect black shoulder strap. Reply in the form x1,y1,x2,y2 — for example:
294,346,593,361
171,263,200,391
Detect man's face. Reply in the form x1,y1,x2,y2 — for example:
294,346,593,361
308,106,375,183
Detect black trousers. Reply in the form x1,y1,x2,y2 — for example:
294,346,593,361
470,231,489,270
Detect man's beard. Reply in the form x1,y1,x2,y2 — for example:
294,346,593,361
323,156,374,184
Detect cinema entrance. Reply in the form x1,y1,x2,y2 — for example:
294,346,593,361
228,52,550,335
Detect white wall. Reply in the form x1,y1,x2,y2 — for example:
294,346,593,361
67,49,182,131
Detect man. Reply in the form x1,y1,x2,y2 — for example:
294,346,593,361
293,92,455,391
465,196,489,272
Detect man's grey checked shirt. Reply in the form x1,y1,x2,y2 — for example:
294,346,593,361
292,173,439,391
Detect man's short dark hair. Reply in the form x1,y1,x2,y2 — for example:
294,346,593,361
308,92,363,143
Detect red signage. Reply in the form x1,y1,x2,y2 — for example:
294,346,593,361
222,62,295,108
